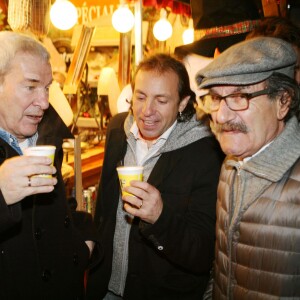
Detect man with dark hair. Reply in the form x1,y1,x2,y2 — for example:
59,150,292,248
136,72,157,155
87,54,224,300
197,36,300,299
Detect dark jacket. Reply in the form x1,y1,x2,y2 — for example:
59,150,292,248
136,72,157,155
0,105,101,300
87,112,224,300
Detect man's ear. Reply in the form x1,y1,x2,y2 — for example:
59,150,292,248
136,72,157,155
179,95,190,113
277,91,292,120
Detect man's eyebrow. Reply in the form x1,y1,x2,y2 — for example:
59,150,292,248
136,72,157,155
210,86,251,94
24,78,53,86
24,77,40,83
134,89,145,94
235,86,253,92
134,89,170,98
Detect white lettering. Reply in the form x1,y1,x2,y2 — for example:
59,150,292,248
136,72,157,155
81,6,89,24
76,4,117,24
89,6,97,21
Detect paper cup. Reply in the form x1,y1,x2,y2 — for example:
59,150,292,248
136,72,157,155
23,145,56,178
116,166,144,196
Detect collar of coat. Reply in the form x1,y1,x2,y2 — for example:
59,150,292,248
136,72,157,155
123,112,212,153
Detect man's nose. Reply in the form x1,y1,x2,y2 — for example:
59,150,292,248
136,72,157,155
34,89,49,110
142,99,155,115
215,99,235,124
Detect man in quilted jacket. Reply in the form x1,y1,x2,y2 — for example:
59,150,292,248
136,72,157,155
197,37,300,299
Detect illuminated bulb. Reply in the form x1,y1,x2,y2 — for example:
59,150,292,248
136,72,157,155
153,9,173,42
50,0,78,30
182,28,194,44
112,4,134,33
182,19,194,45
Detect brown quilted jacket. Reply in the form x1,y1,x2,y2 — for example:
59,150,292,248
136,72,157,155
213,116,300,299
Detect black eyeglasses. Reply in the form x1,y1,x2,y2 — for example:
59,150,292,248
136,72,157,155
201,88,273,111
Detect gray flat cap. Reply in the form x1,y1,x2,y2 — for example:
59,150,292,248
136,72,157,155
197,36,297,89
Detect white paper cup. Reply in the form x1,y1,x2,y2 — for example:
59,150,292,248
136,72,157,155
116,166,143,196
23,145,56,178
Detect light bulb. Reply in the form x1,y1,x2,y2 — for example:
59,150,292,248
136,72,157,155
182,18,194,45
153,9,172,42
50,0,78,30
112,4,134,33
182,28,194,44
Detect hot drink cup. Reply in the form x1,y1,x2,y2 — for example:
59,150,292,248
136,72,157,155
23,145,56,178
116,166,144,196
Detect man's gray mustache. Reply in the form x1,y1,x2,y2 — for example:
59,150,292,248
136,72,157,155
215,122,248,133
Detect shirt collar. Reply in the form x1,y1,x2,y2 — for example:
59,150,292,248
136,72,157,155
242,141,272,163
0,128,38,155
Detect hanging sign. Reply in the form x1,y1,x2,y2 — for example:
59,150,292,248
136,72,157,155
72,0,120,24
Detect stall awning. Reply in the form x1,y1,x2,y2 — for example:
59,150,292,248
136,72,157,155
143,0,191,17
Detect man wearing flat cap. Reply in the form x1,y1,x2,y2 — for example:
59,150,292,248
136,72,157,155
197,36,300,299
